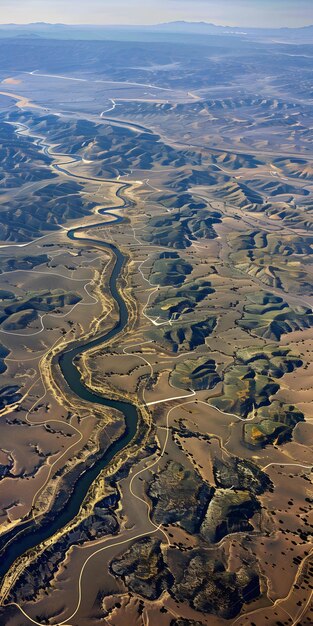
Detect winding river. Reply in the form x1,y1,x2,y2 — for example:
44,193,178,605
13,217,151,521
0,121,142,585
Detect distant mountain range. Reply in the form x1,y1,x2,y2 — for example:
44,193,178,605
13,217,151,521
0,21,312,42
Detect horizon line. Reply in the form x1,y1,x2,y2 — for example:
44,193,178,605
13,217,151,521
0,20,312,30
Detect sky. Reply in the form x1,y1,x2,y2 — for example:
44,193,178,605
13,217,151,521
0,0,312,28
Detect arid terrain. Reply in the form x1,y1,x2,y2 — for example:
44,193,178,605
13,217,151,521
0,26,311,626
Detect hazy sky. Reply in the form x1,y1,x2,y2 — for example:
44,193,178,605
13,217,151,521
0,0,312,28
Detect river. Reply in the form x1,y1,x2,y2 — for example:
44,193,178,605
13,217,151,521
0,124,141,586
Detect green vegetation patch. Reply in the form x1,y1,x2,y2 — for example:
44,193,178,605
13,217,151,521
0,255,49,273
228,230,313,294
148,251,192,287
207,179,263,209
142,204,221,249
0,174,96,242
149,316,217,353
212,151,263,171
238,291,313,340
229,230,313,257
273,157,313,181
0,290,82,330
170,355,221,391
211,345,302,418
243,401,304,448
147,278,214,322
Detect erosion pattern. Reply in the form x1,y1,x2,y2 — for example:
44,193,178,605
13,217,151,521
0,30,312,626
